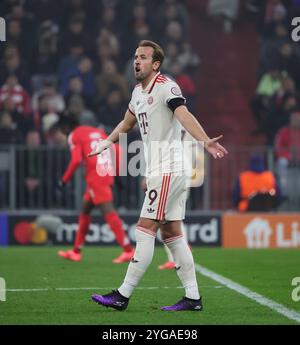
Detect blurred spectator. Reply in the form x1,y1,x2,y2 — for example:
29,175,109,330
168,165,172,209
47,123,68,149
275,111,300,205
32,80,65,114
5,3,36,33
58,44,85,93
130,20,153,56
6,18,35,70
35,20,59,75
164,20,185,48
97,88,127,129
258,23,289,77
168,62,197,112
263,93,298,144
0,97,32,135
272,43,300,89
95,59,129,103
60,56,96,105
41,112,60,139
0,111,23,145
25,0,62,24
259,0,288,38
233,154,281,212
163,42,200,75
64,76,94,111
95,28,121,66
251,67,283,132
61,0,85,20
96,5,122,37
67,94,96,127
31,94,52,132
207,0,240,33
59,14,89,56
156,0,189,38
163,20,200,74
76,57,96,99
0,44,30,89
272,77,296,109
0,75,31,117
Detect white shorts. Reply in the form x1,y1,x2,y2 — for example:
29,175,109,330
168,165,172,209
140,173,188,221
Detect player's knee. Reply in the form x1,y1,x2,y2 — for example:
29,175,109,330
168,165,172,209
136,218,159,233
104,211,121,226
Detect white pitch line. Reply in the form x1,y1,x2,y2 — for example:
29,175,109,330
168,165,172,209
6,285,222,292
195,263,300,324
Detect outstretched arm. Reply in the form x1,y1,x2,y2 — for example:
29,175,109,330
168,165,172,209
174,105,228,159
88,110,137,157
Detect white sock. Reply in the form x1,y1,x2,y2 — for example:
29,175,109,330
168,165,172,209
164,235,200,300
164,243,174,262
163,222,187,263
118,227,155,298
181,221,188,242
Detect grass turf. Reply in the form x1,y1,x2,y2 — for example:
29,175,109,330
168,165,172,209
0,247,299,325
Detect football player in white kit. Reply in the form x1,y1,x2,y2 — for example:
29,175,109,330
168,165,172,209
88,40,228,311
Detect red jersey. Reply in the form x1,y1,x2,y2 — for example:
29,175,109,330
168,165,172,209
62,126,115,185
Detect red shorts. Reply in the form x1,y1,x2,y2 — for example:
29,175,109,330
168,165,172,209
83,182,113,205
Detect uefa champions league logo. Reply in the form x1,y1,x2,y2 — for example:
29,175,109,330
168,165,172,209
0,17,6,42
0,277,6,302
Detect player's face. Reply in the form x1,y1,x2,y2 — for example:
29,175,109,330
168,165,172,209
134,46,159,82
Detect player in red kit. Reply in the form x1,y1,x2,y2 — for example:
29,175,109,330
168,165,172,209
56,116,134,263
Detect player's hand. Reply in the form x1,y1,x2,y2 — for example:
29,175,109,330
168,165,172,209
87,139,111,157
140,177,147,191
204,135,228,159
56,180,66,192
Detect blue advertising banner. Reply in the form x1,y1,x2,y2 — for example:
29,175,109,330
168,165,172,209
0,213,8,246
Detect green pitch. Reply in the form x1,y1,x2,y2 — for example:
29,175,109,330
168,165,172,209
0,247,299,325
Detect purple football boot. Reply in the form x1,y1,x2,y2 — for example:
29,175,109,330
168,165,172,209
161,296,203,311
91,290,129,311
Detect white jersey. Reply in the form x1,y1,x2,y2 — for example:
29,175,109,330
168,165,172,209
128,72,186,176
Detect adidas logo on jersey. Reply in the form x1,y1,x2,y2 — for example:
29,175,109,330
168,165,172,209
147,207,155,213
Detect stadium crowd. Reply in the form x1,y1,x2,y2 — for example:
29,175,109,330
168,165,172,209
0,0,200,209
0,0,199,148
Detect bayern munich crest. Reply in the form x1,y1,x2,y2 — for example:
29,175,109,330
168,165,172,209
147,96,153,104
